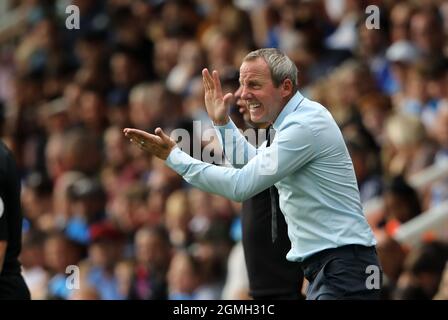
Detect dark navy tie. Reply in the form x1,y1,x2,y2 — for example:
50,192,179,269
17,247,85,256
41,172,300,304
266,126,278,243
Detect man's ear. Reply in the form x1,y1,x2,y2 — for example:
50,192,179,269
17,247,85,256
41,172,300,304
281,79,294,97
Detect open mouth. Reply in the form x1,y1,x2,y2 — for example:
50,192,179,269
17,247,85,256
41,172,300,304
248,102,261,111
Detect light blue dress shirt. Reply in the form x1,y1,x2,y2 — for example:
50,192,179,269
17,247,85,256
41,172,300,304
166,91,376,262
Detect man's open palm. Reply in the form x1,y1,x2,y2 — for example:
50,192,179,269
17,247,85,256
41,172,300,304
202,68,233,126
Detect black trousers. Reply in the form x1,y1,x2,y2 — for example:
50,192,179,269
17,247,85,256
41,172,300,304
0,274,31,300
301,244,382,300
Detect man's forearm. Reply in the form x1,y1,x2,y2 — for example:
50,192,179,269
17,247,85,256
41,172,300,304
166,119,315,204
165,145,283,202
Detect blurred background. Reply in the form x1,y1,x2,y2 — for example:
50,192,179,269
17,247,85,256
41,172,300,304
0,0,448,300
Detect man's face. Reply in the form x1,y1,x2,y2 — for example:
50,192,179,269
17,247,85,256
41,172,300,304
239,58,285,124
234,86,250,123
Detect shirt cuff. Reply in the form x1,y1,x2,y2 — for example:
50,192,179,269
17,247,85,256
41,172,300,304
214,119,238,143
165,147,190,175
213,119,238,131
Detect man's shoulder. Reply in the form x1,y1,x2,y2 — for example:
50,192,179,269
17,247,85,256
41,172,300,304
297,99,338,126
300,98,331,116
281,100,327,129
280,100,343,148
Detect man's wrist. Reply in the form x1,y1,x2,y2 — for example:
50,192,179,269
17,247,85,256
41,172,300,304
164,145,178,160
213,117,230,126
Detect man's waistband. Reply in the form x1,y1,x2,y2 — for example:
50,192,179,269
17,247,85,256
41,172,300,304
301,244,376,271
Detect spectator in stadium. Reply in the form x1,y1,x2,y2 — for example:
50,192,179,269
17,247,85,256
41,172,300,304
427,102,448,208
124,48,382,299
345,135,382,204
382,113,435,179
375,234,406,300
0,141,31,299
389,1,415,43
355,13,394,94
164,190,194,249
21,171,54,232
20,230,48,299
394,241,448,299
385,40,421,104
382,175,422,236
44,231,83,299
190,237,227,300
128,225,172,300
434,262,448,300
409,6,445,59
65,177,107,245
83,221,126,300
356,93,393,147
167,250,202,300
69,285,100,300
107,182,150,236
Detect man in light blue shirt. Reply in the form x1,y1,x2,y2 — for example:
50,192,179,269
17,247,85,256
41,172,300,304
124,48,382,299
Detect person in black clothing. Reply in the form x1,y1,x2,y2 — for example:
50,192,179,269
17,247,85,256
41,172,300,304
242,187,304,299
234,85,304,300
0,141,31,299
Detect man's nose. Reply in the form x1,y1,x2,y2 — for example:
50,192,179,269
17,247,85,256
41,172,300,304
240,86,251,100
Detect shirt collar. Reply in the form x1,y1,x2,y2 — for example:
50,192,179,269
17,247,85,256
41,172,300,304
272,91,304,130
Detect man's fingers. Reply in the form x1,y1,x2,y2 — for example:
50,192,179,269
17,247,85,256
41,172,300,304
124,128,162,149
155,127,171,144
123,128,148,137
223,92,234,106
202,70,210,91
127,133,149,147
212,70,222,97
124,130,146,144
202,68,214,91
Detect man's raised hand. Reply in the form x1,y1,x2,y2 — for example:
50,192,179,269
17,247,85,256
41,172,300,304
123,127,176,160
202,68,233,126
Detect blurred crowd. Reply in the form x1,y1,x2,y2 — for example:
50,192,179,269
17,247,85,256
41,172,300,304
0,0,448,300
